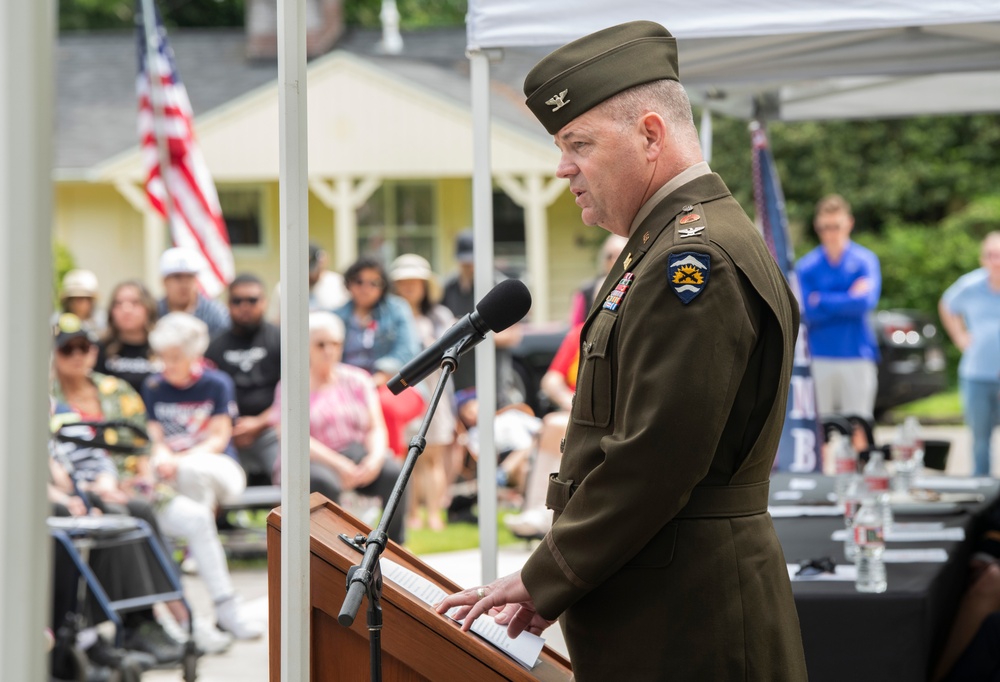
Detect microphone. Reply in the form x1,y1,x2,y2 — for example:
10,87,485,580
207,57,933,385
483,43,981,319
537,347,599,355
387,279,532,395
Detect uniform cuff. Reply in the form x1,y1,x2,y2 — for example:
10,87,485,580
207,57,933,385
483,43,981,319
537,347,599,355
521,533,588,620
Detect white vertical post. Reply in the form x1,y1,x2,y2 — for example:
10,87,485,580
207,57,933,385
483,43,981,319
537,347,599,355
700,108,713,164
278,0,310,679
469,48,499,584
0,1,54,680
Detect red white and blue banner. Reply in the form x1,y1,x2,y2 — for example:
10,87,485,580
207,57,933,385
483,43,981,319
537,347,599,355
751,122,823,473
135,0,233,297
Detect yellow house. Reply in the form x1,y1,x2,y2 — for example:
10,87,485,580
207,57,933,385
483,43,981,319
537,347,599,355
54,27,606,323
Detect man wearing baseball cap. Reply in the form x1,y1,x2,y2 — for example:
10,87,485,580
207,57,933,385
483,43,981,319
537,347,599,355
438,21,806,679
157,247,230,337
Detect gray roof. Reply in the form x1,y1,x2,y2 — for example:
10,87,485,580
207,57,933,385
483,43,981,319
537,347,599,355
56,26,548,173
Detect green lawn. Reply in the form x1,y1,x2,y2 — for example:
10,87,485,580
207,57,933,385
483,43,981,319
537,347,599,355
403,509,527,555
890,389,962,421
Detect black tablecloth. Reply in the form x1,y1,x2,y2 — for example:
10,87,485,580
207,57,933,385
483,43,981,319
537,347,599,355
770,473,1000,682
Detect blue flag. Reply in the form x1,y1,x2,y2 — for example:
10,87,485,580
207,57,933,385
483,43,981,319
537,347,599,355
751,122,823,473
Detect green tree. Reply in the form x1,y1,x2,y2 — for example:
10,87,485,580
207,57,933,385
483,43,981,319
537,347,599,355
59,0,467,31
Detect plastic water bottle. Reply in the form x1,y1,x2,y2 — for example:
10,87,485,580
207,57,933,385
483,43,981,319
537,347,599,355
832,432,859,500
892,416,925,494
863,450,894,532
853,498,887,593
842,474,864,561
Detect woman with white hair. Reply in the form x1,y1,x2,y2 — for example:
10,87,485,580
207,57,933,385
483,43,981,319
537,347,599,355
271,311,407,544
141,312,262,641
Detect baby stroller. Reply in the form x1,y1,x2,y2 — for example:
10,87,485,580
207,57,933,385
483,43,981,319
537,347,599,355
50,419,199,681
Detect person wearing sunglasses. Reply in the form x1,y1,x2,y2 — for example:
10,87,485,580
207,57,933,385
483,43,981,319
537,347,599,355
334,256,425,458
206,273,282,487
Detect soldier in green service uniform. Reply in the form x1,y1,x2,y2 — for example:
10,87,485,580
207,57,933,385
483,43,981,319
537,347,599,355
438,20,808,680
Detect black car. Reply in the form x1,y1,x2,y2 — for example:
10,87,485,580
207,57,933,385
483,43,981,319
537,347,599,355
510,309,947,419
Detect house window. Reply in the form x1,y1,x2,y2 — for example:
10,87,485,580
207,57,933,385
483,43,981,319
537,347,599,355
218,187,263,247
357,182,437,267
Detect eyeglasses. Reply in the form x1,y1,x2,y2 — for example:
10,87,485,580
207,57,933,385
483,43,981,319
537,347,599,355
57,341,92,357
313,340,342,350
351,279,384,289
230,296,260,306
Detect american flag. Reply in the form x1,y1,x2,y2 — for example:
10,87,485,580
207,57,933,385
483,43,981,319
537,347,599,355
135,0,233,297
751,122,823,473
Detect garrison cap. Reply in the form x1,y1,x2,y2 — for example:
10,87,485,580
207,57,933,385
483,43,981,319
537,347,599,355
524,20,679,135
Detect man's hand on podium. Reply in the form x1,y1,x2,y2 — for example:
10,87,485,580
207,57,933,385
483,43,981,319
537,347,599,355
435,570,555,638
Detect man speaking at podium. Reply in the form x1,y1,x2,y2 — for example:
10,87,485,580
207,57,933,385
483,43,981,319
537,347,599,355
438,20,807,680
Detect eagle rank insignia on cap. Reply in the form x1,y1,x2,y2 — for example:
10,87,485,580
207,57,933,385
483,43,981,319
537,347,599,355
667,252,710,304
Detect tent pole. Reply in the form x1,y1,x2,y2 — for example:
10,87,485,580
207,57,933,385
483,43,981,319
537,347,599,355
277,0,310,679
469,47,499,584
0,1,53,679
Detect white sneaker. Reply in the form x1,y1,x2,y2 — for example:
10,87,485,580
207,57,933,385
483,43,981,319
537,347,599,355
504,508,552,537
216,597,264,641
193,619,233,655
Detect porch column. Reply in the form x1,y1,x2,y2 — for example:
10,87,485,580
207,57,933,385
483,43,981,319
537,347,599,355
494,173,568,322
309,175,382,271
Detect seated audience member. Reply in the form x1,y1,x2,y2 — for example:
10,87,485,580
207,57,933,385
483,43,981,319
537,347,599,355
390,254,457,532
334,256,425,456
143,312,246,511
504,323,581,537
48,316,184,666
96,280,161,394
456,390,541,498
271,312,408,544
156,247,229,337
53,269,108,335
206,274,281,486
141,312,262,641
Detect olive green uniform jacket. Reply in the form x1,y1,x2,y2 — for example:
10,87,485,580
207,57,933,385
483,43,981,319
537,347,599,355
521,173,808,681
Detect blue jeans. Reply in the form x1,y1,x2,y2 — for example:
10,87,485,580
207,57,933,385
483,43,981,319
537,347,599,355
960,377,1000,476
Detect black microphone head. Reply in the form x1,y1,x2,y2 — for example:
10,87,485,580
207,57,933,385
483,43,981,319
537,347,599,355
475,279,532,333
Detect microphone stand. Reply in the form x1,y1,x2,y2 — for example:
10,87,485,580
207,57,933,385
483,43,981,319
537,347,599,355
337,343,465,681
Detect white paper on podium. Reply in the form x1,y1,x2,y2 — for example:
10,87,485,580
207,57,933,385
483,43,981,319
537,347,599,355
380,558,545,670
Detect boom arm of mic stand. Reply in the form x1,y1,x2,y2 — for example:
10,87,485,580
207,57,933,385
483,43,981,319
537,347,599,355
338,344,463,627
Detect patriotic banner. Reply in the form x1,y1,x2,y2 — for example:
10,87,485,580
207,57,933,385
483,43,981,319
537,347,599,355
135,0,233,297
751,122,823,473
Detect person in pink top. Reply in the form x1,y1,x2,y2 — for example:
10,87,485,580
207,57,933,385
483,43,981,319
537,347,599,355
272,311,406,543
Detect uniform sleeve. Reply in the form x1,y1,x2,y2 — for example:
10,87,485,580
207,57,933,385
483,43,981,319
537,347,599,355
521,245,761,618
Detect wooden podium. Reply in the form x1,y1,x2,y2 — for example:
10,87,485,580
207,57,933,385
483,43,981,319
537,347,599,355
267,494,574,681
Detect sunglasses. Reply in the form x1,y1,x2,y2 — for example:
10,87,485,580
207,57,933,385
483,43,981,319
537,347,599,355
230,296,260,306
57,341,92,357
796,557,836,577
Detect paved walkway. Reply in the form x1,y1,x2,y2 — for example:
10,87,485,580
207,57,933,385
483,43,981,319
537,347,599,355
143,424,994,680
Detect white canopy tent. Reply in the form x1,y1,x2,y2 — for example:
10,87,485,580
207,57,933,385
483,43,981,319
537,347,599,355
467,0,1000,120
464,0,1000,582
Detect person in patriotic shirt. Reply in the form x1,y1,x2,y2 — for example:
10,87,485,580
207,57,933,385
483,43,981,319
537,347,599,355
141,311,262,641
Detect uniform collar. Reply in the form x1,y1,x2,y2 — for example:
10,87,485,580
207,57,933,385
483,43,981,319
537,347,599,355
628,161,712,237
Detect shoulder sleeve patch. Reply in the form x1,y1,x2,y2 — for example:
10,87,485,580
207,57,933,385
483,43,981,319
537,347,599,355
667,252,710,304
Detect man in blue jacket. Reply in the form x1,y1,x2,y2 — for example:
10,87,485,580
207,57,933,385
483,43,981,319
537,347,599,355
796,194,882,420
